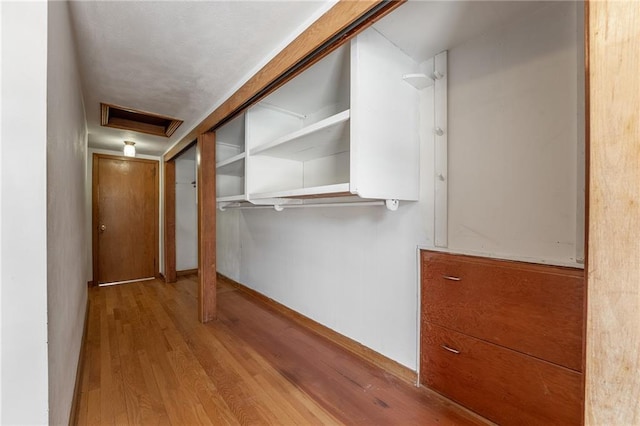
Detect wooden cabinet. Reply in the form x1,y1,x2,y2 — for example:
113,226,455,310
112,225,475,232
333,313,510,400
216,26,425,208
420,250,585,425
421,322,582,425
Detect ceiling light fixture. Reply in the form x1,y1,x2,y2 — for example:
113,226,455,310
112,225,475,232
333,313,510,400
123,141,136,157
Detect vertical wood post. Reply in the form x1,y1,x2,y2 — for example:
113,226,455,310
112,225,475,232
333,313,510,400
586,1,640,424
197,132,217,322
164,160,177,283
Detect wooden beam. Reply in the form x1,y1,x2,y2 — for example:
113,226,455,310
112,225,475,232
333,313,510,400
197,132,216,322
164,160,177,283
585,1,640,424
164,0,403,161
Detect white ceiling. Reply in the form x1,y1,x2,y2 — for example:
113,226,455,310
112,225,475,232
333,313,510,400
69,0,332,157
69,0,551,158
373,1,548,63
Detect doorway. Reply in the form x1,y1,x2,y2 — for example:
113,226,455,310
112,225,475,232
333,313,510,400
92,153,159,285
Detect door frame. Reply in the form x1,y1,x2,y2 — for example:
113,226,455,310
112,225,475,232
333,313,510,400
92,153,160,285
164,158,177,283
163,136,216,322
584,1,640,423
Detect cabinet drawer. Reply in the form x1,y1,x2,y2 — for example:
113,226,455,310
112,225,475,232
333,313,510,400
421,251,584,371
421,322,582,425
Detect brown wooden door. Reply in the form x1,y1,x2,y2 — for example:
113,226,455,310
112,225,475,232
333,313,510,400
93,154,159,284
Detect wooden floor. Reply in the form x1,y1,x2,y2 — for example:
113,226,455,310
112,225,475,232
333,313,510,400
75,275,488,425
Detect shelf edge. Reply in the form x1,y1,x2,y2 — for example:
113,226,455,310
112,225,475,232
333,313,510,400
250,109,350,157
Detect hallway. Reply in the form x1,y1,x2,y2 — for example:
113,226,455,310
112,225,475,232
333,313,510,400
75,275,487,425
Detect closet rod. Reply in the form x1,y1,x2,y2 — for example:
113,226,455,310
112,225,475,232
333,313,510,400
220,200,385,211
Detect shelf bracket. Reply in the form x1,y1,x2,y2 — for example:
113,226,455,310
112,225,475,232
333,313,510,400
217,202,234,211
402,73,434,90
385,199,399,211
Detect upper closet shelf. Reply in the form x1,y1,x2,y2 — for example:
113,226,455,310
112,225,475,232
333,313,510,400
250,110,350,161
216,152,245,170
216,153,245,177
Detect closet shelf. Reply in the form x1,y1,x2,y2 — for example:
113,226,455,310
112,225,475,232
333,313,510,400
216,153,245,177
217,152,245,169
250,110,350,161
250,183,351,199
217,194,247,203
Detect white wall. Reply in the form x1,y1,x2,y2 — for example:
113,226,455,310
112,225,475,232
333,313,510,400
237,205,428,367
47,2,89,424
217,2,583,370
217,209,241,280
0,3,4,420
447,2,583,265
0,2,50,423
175,158,197,271
86,148,164,278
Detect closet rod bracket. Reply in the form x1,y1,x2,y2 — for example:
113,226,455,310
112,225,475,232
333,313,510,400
385,199,399,211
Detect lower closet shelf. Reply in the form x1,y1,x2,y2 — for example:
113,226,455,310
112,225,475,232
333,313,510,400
250,183,351,199
216,194,247,202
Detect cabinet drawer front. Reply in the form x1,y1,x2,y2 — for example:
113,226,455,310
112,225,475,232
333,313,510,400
420,322,582,426
421,251,584,371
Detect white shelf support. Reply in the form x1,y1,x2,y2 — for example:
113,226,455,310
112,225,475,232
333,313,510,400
402,73,434,90
434,51,448,248
218,202,233,211
385,199,399,211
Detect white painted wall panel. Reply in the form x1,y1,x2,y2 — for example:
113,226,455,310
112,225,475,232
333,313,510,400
47,2,90,424
0,2,49,423
237,204,428,367
447,2,582,264
217,210,241,281
176,159,197,271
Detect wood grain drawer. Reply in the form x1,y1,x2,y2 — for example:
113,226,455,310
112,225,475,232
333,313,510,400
421,251,584,371
421,322,582,425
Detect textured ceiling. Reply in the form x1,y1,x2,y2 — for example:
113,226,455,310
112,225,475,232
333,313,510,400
70,0,550,158
69,0,331,157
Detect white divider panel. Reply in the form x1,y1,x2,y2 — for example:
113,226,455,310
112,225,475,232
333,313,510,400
418,57,436,246
350,27,420,201
434,51,448,247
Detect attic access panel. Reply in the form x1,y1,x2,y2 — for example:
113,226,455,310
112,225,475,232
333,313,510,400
100,103,183,137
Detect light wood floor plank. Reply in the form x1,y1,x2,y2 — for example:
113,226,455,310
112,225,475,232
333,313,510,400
75,275,488,425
